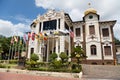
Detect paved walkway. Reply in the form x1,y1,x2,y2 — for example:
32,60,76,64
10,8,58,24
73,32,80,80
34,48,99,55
0,72,81,80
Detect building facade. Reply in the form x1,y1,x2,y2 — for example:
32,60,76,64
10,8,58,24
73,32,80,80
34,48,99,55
28,8,116,65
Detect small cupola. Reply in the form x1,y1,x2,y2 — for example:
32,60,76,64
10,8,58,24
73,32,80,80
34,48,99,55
84,8,97,16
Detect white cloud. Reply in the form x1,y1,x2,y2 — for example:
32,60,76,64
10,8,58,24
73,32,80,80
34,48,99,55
35,0,120,39
114,23,120,40
0,19,30,37
35,0,120,20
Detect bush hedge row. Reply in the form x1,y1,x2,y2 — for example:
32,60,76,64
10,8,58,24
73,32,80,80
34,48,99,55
27,67,81,73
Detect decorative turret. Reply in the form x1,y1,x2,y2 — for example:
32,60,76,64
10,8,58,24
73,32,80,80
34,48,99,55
84,8,97,16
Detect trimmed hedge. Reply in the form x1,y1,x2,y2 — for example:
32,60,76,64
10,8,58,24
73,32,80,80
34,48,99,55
27,68,48,71
27,67,81,73
26,61,82,73
27,68,69,72
0,64,6,68
9,60,18,64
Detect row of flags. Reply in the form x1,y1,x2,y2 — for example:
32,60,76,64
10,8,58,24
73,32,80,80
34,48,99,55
10,29,74,44
10,36,27,44
28,29,74,41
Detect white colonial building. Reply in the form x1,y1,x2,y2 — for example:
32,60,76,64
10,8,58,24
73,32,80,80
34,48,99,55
28,8,116,65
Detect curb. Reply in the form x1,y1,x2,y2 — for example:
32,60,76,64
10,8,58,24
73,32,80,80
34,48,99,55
0,68,82,78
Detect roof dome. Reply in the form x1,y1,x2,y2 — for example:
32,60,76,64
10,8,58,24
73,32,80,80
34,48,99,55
84,8,97,16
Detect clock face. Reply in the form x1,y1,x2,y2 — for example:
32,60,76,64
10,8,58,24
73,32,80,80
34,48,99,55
89,15,93,19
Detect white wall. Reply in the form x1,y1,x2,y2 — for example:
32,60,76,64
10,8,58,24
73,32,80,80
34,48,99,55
86,42,102,60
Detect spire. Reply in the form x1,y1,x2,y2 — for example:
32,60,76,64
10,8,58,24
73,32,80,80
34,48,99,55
84,3,97,16
88,3,91,8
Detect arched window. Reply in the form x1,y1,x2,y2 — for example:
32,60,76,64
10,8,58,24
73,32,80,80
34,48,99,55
91,45,97,55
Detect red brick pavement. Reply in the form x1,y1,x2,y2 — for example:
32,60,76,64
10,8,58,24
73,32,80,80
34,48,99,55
0,72,81,80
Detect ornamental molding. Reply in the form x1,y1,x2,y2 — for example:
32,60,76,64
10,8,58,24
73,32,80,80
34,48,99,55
44,9,57,19
39,10,62,21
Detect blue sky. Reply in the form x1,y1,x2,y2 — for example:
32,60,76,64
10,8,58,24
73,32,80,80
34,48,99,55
0,0,120,40
0,0,46,24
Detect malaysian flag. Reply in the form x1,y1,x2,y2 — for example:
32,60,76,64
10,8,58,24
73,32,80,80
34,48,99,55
69,29,74,38
31,32,35,41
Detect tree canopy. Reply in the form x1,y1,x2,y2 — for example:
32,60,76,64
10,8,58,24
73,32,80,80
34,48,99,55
115,37,120,45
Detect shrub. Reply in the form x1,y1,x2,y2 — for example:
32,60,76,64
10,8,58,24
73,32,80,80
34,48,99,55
49,52,57,62
0,64,6,68
25,60,38,68
9,60,18,64
0,55,2,60
50,60,62,69
71,63,82,73
0,60,4,63
27,68,48,71
26,60,31,65
31,53,39,61
7,66,11,69
71,69,81,73
54,60,62,69
72,63,82,70
59,52,68,63
48,68,70,72
36,62,49,67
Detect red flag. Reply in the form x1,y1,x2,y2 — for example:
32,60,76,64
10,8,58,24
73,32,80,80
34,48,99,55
28,32,31,40
31,32,35,41
43,33,48,40
44,36,47,40
70,30,74,38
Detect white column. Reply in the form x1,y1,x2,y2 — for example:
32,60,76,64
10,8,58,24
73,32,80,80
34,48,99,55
52,36,54,53
39,41,43,62
68,36,71,61
60,36,65,52
56,38,60,60
41,22,43,32
34,23,39,54
34,40,38,53
57,19,59,30
46,39,49,62
27,41,31,59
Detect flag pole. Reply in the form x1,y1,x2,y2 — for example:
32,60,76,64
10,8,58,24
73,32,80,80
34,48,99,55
14,36,18,59
8,44,12,63
14,43,17,59
11,42,14,60
18,37,21,64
